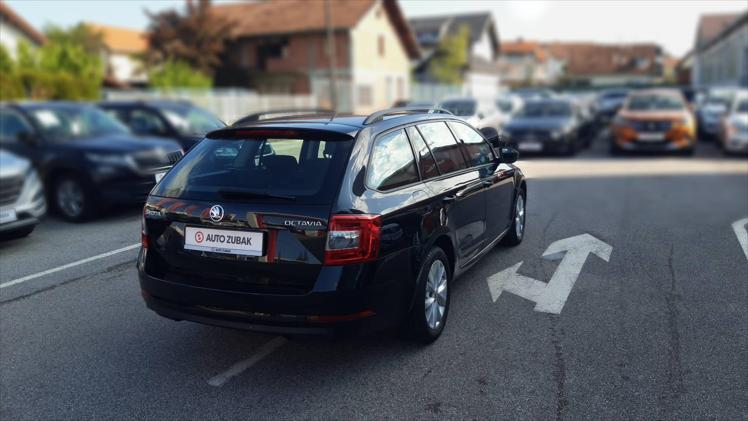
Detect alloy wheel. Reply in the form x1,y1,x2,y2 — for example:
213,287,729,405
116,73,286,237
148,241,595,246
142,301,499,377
424,259,448,330
515,195,525,239
57,179,85,219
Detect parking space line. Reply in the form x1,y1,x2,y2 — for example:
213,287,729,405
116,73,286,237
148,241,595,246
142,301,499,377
0,243,140,289
207,336,287,387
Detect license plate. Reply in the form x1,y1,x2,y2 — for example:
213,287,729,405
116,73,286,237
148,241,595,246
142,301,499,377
0,209,18,224
638,132,665,142
184,227,264,256
518,141,543,151
154,171,166,183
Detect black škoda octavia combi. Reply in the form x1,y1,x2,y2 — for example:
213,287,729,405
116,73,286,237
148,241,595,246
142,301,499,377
138,107,526,342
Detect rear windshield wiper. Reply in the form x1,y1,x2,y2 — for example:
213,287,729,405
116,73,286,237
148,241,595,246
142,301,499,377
217,188,296,201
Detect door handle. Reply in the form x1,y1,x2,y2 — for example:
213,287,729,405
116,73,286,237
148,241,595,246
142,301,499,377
481,179,493,187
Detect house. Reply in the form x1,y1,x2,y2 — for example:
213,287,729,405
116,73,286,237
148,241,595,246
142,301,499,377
87,23,148,86
0,1,45,56
691,11,747,88
211,0,420,113
541,42,664,87
409,12,501,99
498,38,561,87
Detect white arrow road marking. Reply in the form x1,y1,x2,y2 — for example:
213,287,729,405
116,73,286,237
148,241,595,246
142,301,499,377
732,217,748,261
487,233,612,314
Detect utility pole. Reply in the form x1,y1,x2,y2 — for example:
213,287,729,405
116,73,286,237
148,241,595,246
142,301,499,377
324,0,338,111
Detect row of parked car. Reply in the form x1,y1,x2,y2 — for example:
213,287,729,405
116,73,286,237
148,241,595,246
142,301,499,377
0,100,226,238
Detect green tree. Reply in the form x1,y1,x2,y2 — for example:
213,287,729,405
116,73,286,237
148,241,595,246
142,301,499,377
0,44,14,73
44,23,106,55
427,25,470,85
148,59,212,89
146,0,231,76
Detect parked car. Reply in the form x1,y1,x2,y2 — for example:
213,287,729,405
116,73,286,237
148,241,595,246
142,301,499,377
609,89,695,155
99,100,225,150
438,97,503,131
0,102,183,221
718,90,748,155
511,88,555,101
138,107,526,342
594,88,630,124
0,150,46,239
503,98,583,155
696,88,736,141
495,94,523,128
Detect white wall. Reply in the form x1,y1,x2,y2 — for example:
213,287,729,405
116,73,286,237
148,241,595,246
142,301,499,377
0,22,35,57
108,52,147,84
694,22,748,87
463,71,499,99
471,29,494,62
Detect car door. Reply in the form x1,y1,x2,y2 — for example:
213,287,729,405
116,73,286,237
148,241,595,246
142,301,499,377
416,121,487,265
448,121,515,241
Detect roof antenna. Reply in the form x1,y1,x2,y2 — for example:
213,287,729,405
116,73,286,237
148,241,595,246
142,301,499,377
328,109,337,123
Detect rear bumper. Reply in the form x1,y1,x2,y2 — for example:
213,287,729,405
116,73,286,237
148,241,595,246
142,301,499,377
137,255,410,336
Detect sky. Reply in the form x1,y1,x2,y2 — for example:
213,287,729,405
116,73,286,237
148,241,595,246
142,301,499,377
6,0,747,57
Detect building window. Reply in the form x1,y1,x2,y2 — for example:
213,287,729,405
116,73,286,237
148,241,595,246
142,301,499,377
378,35,385,57
358,85,373,106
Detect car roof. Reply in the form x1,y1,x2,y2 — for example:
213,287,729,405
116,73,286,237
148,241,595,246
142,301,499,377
99,99,193,108
628,89,682,97
221,112,463,137
13,101,99,111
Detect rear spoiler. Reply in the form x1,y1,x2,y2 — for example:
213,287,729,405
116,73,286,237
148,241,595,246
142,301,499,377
232,109,334,126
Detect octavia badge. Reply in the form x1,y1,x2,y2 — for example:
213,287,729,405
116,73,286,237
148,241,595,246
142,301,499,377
209,205,224,222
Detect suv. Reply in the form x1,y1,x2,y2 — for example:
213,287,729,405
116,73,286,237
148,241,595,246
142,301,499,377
138,107,526,342
0,102,183,221
0,150,46,239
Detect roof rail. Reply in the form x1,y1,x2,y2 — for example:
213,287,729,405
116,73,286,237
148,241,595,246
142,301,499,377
232,108,334,126
363,106,453,125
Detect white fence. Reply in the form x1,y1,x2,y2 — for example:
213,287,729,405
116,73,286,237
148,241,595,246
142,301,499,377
410,82,463,104
103,88,317,124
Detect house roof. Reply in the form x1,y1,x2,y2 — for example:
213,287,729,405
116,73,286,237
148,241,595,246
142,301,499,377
86,23,147,54
543,42,662,76
501,39,546,61
695,12,741,48
0,0,46,45
211,0,419,58
409,12,499,56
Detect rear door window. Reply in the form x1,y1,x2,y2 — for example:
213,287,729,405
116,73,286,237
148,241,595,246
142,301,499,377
448,122,494,167
367,129,419,191
406,126,440,180
152,135,353,204
416,122,468,175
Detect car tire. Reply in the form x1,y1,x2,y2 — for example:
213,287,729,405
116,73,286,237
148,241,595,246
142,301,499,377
406,247,451,343
54,174,97,222
501,187,526,246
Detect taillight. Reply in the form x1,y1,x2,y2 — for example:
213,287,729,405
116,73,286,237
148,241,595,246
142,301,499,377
324,214,381,265
141,207,149,249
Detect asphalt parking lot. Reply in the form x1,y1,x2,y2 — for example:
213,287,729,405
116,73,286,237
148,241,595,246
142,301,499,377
1,137,746,420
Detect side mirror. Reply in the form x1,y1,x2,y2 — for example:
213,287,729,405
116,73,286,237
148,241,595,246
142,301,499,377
499,147,519,164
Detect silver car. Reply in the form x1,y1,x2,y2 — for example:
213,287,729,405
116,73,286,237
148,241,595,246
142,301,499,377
718,90,748,154
0,150,46,239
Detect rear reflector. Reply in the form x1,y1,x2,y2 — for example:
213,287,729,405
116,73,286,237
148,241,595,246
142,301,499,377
324,214,381,265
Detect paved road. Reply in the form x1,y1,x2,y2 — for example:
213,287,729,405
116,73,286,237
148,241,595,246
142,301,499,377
1,139,747,420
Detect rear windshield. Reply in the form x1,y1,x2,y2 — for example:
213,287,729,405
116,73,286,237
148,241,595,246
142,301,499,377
151,136,353,204
440,100,476,117
627,95,684,111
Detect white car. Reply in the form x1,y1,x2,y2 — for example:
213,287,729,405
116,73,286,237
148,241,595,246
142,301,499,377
0,150,46,239
438,97,503,131
718,90,748,154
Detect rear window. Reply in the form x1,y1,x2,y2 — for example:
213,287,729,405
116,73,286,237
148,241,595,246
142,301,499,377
367,129,418,191
152,135,353,204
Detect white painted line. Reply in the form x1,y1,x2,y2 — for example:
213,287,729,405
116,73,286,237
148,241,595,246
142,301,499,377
732,217,748,261
208,336,287,387
0,243,140,289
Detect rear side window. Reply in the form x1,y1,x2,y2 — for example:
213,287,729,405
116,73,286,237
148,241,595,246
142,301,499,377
368,129,418,191
416,122,467,175
406,126,439,180
448,122,494,167
152,135,353,204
